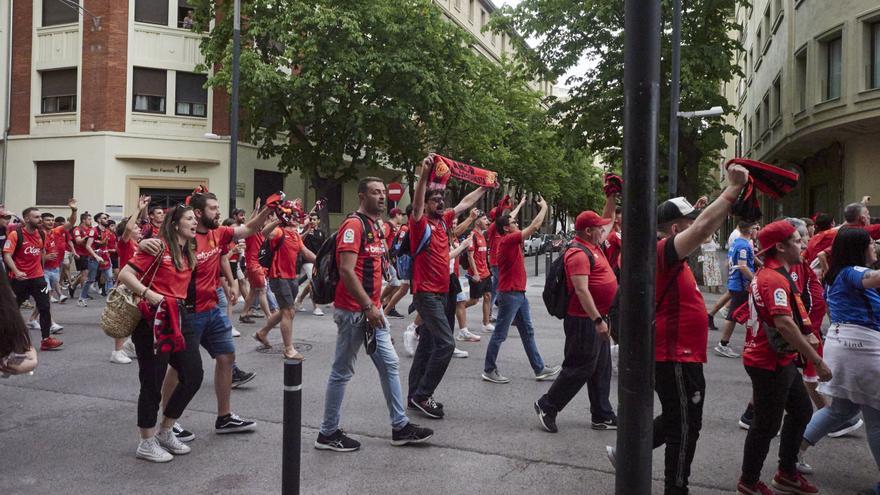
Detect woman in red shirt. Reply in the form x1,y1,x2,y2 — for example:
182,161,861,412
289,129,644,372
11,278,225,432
117,203,200,464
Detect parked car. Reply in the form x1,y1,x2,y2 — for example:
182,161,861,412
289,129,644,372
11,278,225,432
523,234,543,256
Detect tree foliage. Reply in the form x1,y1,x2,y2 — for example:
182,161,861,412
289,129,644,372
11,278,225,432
491,0,744,201
190,0,607,222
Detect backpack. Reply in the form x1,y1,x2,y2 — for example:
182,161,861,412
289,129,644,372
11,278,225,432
257,233,281,269
14,226,46,255
543,243,595,319
393,219,443,259
310,213,371,306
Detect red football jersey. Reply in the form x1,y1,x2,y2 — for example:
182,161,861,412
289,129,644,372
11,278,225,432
3,228,45,279
410,209,456,294
564,237,618,317
191,226,236,312
335,215,386,311
497,231,527,292
655,236,708,363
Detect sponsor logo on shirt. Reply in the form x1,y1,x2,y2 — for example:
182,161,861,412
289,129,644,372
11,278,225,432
773,288,787,307
342,228,355,244
23,246,42,256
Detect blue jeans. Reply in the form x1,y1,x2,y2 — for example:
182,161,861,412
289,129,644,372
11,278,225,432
320,309,408,435
490,266,499,308
484,291,545,374
804,397,880,467
80,258,100,300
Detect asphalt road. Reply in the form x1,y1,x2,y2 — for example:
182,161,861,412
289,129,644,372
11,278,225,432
0,278,875,494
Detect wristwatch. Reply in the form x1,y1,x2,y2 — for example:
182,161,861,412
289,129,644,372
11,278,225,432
594,316,604,326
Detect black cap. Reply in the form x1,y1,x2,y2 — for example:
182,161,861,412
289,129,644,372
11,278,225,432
657,197,699,224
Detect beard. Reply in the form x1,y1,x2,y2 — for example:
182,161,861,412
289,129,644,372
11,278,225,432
200,215,220,230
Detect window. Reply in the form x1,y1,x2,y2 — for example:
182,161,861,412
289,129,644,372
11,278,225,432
774,0,783,20
738,77,746,101
762,4,772,47
454,0,461,11
133,67,167,114
254,170,285,206
326,183,344,213
772,76,782,122
735,130,743,157
756,26,763,55
43,0,79,26
501,33,507,55
762,94,771,132
825,35,842,100
40,69,77,114
175,72,207,117
755,107,762,136
746,118,752,149
177,0,195,29
481,9,486,29
795,48,807,111
135,0,169,26
469,0,475,22
871,21,880,89
491,32,496,46
36,161,74,206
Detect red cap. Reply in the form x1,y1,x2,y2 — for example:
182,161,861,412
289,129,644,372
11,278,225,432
575,211,611,231
757,220,796,256
389,207,402,217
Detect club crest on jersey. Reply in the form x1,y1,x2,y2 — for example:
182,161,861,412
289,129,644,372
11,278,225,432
790,272,798,282
773,288,787,307
342,228,355,244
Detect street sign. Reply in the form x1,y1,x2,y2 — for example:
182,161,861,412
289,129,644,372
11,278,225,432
387,182,404,202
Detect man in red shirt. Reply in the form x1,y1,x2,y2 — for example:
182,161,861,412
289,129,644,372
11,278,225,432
145,192,271,437
482,196,560,384
407,155,487,419
253,204,316,361
606,164,749,494
70,212,101,305
379,207,406,318
40,202,77,304
315,177,433,452
737,220,831,495
139,204,165,239
464,210,493,336
535,202,618,433
92,212,116,297
3,207,62,351
487,197,526,320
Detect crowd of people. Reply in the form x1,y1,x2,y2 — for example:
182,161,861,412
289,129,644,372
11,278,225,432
0,155,878,495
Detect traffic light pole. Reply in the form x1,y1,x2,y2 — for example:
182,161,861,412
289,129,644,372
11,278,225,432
616,0,661,493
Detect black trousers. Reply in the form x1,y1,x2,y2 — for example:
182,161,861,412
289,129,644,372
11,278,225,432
539,316,614,422
132,306,204,429
12,277,51,339
408,292,455,402
653,362,706,495
740,364,812,484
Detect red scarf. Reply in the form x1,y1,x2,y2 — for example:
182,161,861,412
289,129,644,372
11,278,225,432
429,155,500,190
139,297,186,354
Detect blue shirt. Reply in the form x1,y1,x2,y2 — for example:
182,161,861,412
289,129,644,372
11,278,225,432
727,237,754,291
826,266,880,331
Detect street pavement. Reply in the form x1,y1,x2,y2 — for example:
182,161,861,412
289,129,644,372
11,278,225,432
1,276,876,494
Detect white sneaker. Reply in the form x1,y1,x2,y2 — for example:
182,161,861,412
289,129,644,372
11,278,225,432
296,304,307,313
452,347,469,358
155,428,191,455
50,296,59,303
456,328,481,342
50,322,64,333
136,437,173,463
59,294,69,303
796,452,813,474
713,343,740,359
77,299,88,307
26,320,40,330
231,327,241,337
482,323,495,333
110,350,132,364
122,339,138,359
403,324,418,357
313,307,325,316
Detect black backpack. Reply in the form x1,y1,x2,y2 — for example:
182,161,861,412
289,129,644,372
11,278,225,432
257,234,280,269
311,213,371,305
14,226,46,254
543,243,595,319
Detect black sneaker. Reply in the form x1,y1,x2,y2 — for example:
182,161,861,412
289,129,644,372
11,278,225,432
231,368,256,388
591,418,618,430
172,422,195,443
314,429,361,452
534,400,558,433
739,404,754,430
409,397,444,419
391,423,434,446
215,413,257,434
708,313,718,330
407,396,443,410
386,308,405,319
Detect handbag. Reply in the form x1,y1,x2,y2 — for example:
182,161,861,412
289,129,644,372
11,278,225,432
100,253,162,339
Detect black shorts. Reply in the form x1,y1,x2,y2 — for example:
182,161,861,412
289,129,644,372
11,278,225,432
269,278,299,310
111,254,119,269
727,290,749,321
468,276,492,300
74,256,88,272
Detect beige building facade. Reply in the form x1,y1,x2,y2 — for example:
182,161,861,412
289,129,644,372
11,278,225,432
722,0,880,219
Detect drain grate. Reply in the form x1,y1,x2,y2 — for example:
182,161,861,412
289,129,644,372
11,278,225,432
256,341,313,355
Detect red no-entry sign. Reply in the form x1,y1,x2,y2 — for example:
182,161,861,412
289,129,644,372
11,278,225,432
387,182,404,202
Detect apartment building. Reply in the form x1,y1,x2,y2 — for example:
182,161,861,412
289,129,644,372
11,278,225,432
722,0,880,218
0,0,548,222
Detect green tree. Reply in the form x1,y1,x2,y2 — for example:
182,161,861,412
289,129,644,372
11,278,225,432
491,0,743,201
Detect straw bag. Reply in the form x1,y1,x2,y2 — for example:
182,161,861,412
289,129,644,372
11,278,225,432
100,253,162,339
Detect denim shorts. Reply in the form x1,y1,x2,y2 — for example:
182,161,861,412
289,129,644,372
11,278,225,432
396,255,413,281
191,307,236,358
269,278,299,309
44,267,60,288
